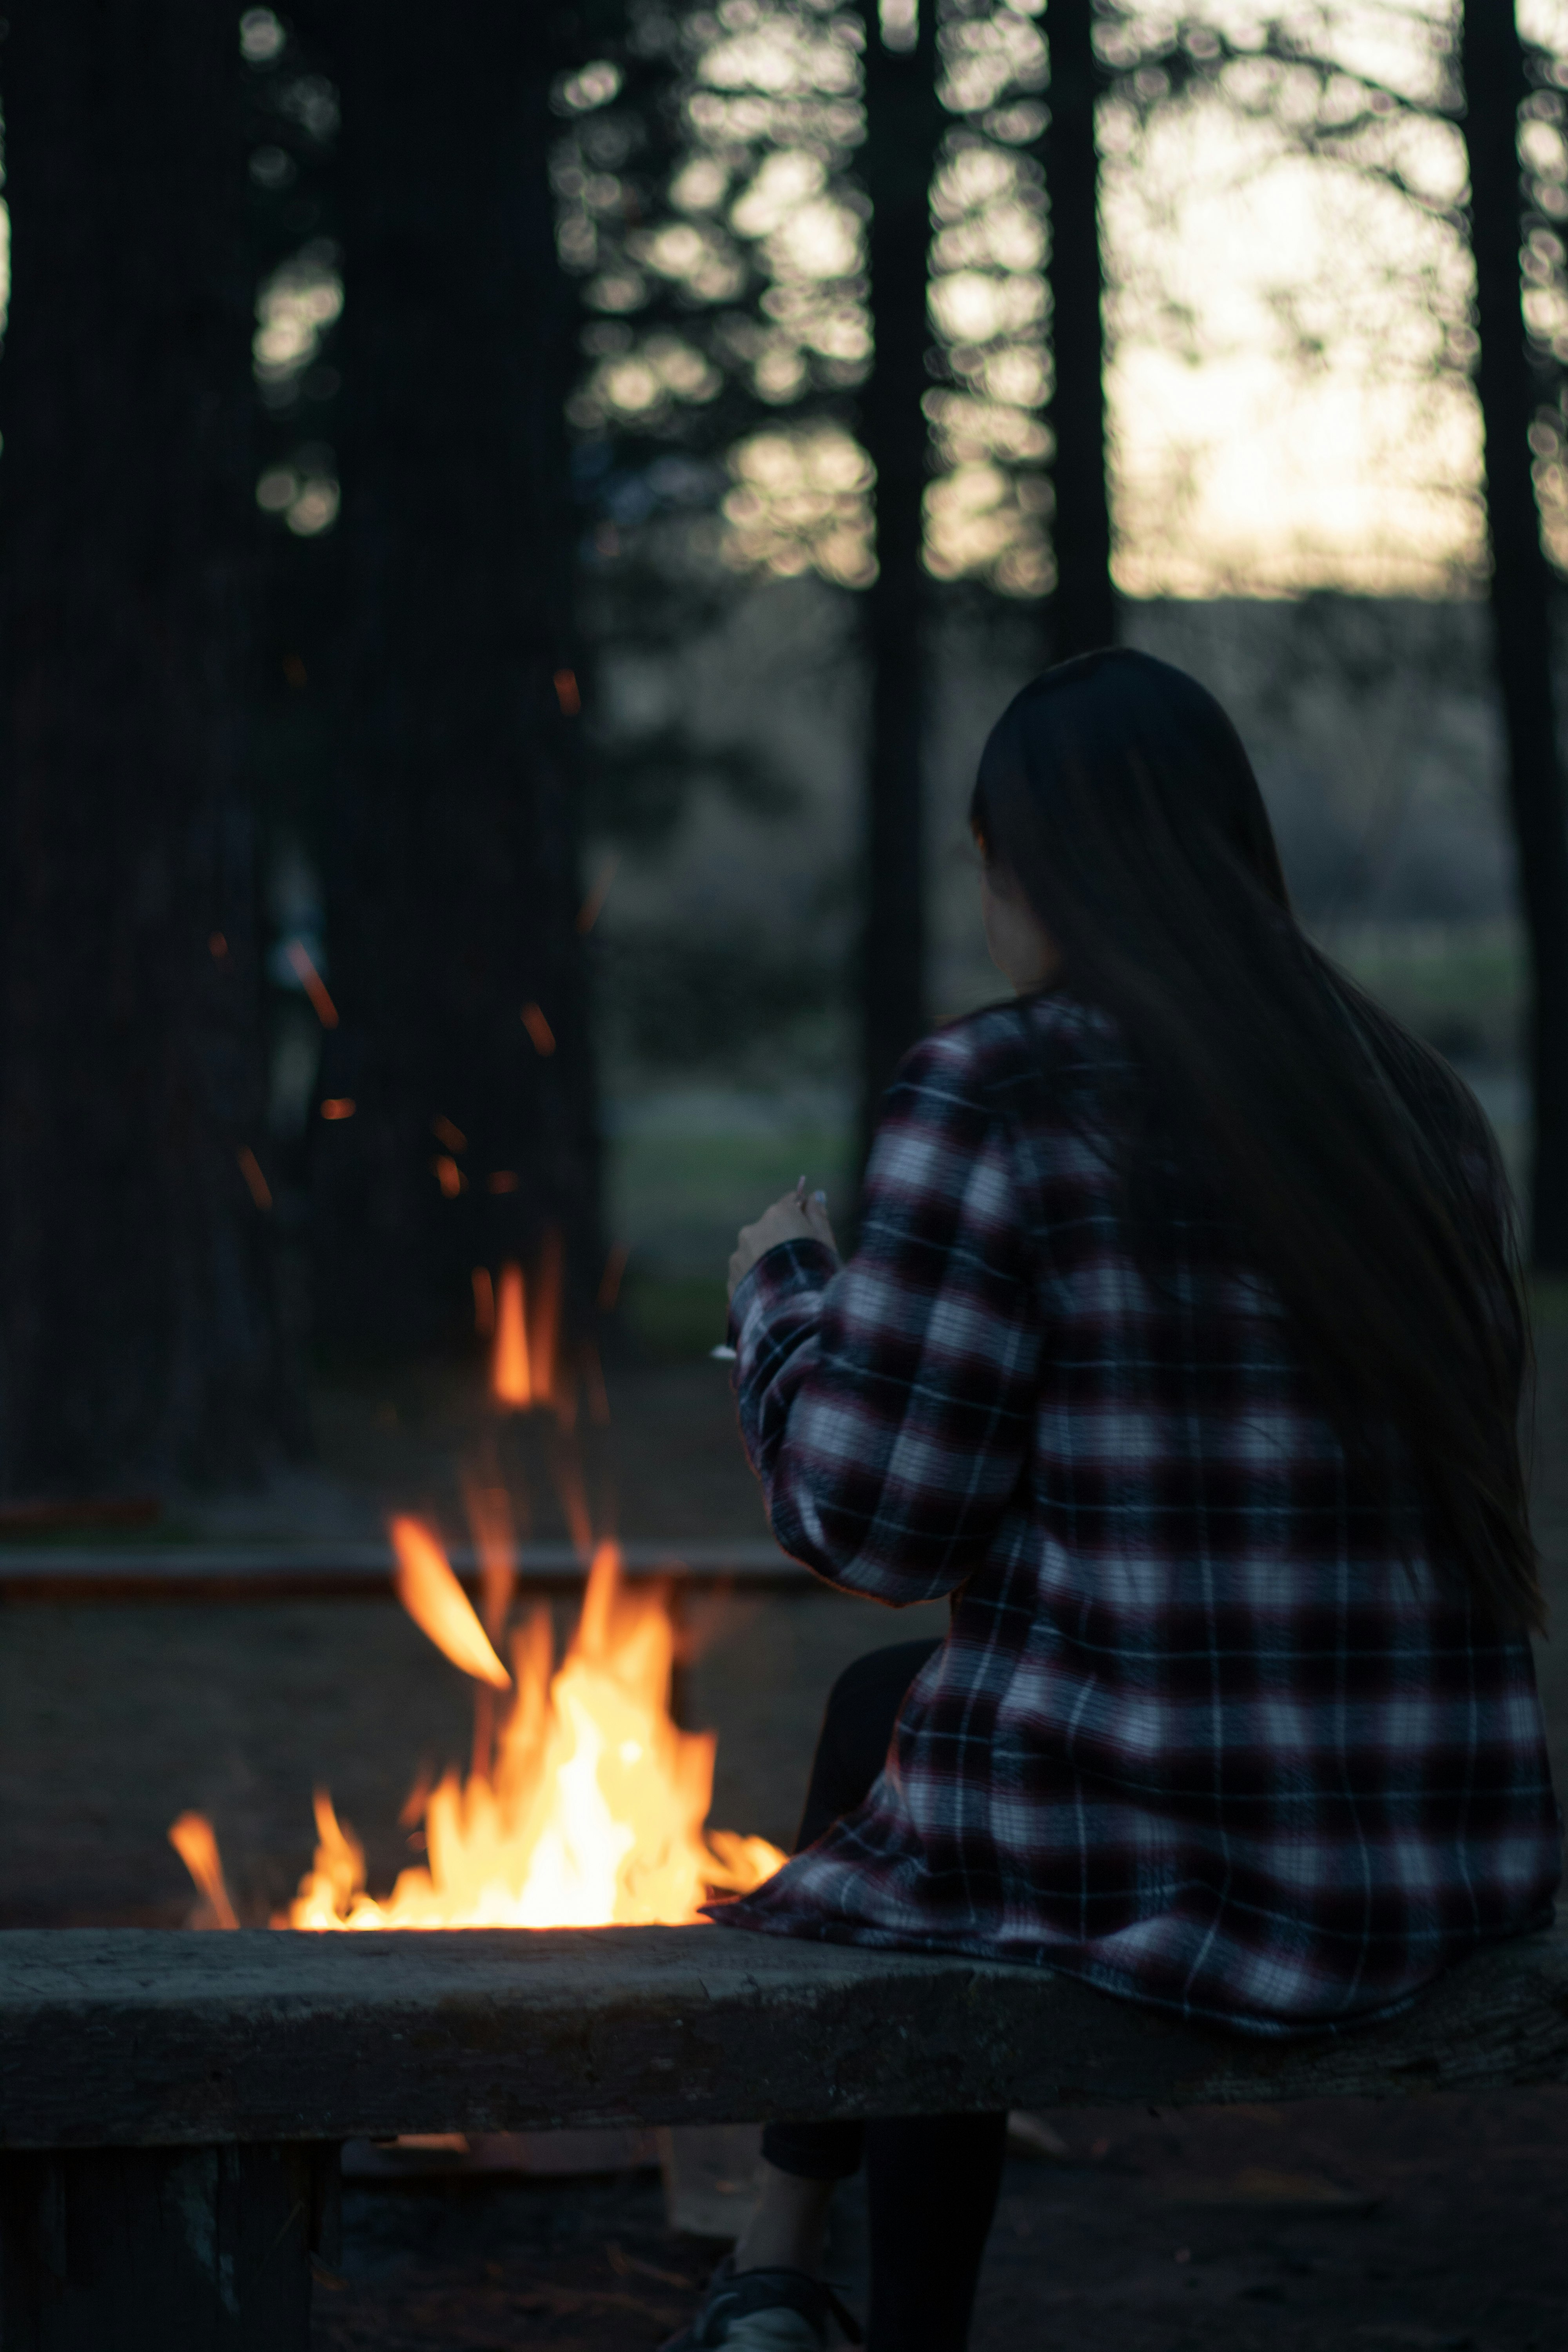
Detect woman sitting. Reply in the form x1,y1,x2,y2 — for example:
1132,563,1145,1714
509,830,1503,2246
672,648,1560,2352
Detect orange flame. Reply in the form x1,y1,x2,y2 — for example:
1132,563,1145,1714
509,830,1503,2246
236,1146,272,1211
492,1263,531,1406
530,1228,562,1409
284,940,339,1029
554,1446,595,1563
465,1483,516,1641
472,1266,496,1338
466,1483,517,1784
521,1002,556,1056
390,1517,511,1690
281,1541,784,1930
168,1811,239,1929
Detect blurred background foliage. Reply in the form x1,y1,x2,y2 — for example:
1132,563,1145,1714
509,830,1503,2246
83,2,1568,1380
214,0,1568,1365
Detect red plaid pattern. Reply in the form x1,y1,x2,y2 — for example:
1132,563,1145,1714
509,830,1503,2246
715,995,1561,2033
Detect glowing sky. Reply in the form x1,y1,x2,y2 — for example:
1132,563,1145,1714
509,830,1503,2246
9,2,1559,604
1105,73,1477,594
701,0,1568,600
1068,0,1563,594
1023,0,1566,596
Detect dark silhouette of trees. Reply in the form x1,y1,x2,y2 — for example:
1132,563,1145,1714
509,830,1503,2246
853,0,1116,1138
856,0,948,1143
1042,0,1114,656
309,4,601,1352
1459,1,1568,1269
0,4,296,1498
535,5,1070,1145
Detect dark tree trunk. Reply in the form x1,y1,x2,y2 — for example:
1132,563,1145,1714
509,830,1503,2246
856,0,947,1152
1459,3,1568,1269
312,4,601,1352
0,5,293,1498
1043,0,1114,655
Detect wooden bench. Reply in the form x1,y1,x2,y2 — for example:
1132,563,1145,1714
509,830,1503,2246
1,1920,1564,2347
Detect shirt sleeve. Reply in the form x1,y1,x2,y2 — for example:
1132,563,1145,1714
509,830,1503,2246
728,1029,1040,1605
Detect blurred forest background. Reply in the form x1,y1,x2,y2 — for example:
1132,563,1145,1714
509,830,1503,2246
1,0,1567,1510
8,44,1568,2341
8,0,1568,2068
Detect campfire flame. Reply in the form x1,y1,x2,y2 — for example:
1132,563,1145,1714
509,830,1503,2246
283,1537,783,1929
529,1230,562,1409
171,1533,784,1932
465,1482,517,1639
170,1281,786,1934
168,1811,239,1930
492,1263,531,1407
391,1516,512,1690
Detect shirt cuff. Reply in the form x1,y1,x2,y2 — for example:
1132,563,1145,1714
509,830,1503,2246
728,1236,839,1347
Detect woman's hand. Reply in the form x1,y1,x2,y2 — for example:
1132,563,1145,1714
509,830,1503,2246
728,1185,838,1301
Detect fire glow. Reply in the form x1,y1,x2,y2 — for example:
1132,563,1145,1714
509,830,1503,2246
492,1262,532,1406
171,1504,784,1931
285,1533,782,1930
171,1243,785,1931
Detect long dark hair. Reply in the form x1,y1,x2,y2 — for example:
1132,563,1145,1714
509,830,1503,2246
971,647,1541,1632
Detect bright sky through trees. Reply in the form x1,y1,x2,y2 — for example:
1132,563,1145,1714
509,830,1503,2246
1040,0,1566,594
1104,7,1469,593
1106,0,1550,596
4,4,1559,601
657,0,1568,600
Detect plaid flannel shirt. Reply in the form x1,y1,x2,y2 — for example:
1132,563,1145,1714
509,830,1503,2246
715,993,1560,2033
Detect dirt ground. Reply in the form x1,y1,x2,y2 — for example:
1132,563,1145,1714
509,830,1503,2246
310,2090,1568,2352
2,1318,1567,2347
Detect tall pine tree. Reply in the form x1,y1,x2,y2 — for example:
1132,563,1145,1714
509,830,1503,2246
1042,0,1114,655
310,2,601,1352
0,3,294,1498
1460,0,1568,1269
856,0,948,1143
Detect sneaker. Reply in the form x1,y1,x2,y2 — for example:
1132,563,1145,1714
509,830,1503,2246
661,2256,863,2350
